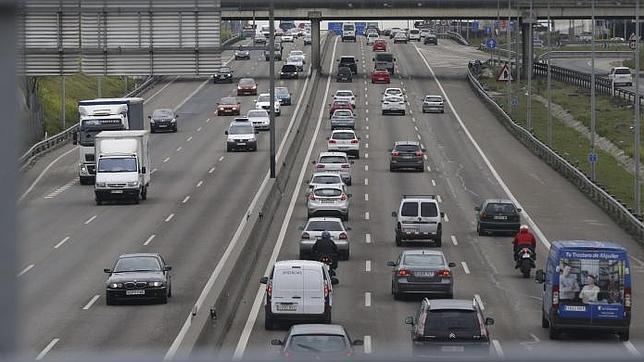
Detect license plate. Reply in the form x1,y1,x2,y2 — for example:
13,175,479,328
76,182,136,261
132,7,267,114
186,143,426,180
277,304,297,311
320,199,336,203
403,155,414,159
111,190,124,194
441,346,464,353
159,124,167,127
415,271,435,277
237,142,246,146
494,215,508,220
126,290,145,296
522,253,532,259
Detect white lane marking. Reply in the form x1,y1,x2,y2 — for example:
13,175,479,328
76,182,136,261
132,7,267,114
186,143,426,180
461,261,471,274
364,292,372,307
412,117,416,122
163,157,171,163
196,180,204,188
144,76,179,103
84,215,97,225
82,294,100,310
431,179,436,186
365,178,369,186
624,341,641,357
437,195,443,203
416,134,422,140
451,235,458,246
409,108,414,114
444,213,450,222
36,338,60,360
19,146,78,203
364,165,369,172
414,126,419,131
474,294,485,310
54,236,70,249
219,156,225,162
197,127,203,132
208,167,216,174
413,43,552,249
365,153,369,159
165,213,175,223
365,116,369,123
365,126,369,130
176,146,182,152
365,211,370,220
365,260,372,272
364,193,369,201
186,136,193,142
427,166,432,172
144,234,156,246
365,109,369,114
364,335,372,354
423,154,428,160
17,264,35,278
365,143,369,149
182,196,191,204
492,340,504,360
151,168,158,174
366,134,370,139
228,38,339,362
365,233,372,244
205,118,211,123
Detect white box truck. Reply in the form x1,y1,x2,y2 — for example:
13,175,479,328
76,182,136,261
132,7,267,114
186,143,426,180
94,130,150,205
74,98,147,185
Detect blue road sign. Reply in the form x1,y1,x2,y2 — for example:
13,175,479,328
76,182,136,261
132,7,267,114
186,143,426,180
485,26,491,35
485,38,497,49
328,22,343,35
472,21,479,32
511,96,519,107
588,153,598,163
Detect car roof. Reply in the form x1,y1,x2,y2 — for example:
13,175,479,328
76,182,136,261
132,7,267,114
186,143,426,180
428,299,476,311
312,171,342,178
289,324,347,336
119,253,160,259
239,78,255,83
425,94,442,98
402,249,444,257
552,240,627,251
306,216,343,222
312,184,343,191
275,260,324,269
331,129,356,134
319,151,349,157
483,198,514,204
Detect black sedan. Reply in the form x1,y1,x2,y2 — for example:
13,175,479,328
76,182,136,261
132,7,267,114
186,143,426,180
213,66,233,83
475,199,521,236
104,253,172,305
234,47,251,60
148,108,178,133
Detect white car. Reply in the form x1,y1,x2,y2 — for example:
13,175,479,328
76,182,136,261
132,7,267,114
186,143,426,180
307,184,351,221
608,66,633,87
307,172,346,191
246,109,271,130
260,260,337,329
281,34,294,42
408,29,421,41
327,129,360,158
333,90,356,107
393,32,408,44
312,151,353,185
366,32,379,45
286,55,304,71
422,94,445,113
382,95,406,115
255,93,281,116
420,29,431,38
298,217,351,260
383,87,404,100
289,50,306,63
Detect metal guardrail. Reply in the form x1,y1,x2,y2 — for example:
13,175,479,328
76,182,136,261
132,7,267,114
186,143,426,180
438,31,469,46
467,63,644,241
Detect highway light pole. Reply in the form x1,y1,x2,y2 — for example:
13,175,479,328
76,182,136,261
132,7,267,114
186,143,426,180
547,0,553,146
591,0,597,181
507,0,512,111
635,0,641,214
269,3,276,179
526,0,533,131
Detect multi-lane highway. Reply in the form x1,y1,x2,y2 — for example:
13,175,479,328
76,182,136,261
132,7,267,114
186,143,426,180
18,32,644,360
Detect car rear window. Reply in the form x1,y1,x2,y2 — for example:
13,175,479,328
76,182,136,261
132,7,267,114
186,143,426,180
247,110,267,117
311,175,342,184
615,68,631,74
239,78,255,86
484,203,517,215
306,221,344,231
394,144,420,152
424,310,480,337
375,53,393,62
421,202,438,217
403,254,444,266
332,132,355,140
426,96,442,102
282,65,297,71
319,156,347,164
401,202,418,217
333,110,353,117
287,335,347,353
314,188,342,197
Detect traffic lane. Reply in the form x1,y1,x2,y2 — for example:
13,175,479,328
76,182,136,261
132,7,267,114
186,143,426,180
19,55,311,354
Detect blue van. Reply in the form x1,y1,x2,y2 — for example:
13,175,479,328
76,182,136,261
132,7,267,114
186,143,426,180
536,240,632,340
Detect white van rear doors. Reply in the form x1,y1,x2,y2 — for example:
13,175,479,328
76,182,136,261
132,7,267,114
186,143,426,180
272,266,305,314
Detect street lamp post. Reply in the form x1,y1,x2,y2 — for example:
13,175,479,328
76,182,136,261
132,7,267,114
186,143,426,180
269,3,276,179
635,0,641,214
547,0,553,146
590,0,597,181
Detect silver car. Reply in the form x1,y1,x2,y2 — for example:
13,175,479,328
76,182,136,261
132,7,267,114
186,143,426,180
387,250,456,300
307,185,351,220
330,109,356,130
422,95,445,113
307,172,346,190
327,129,360,158
299,217,351,260
246,109,270,130
381,95,406,115
312,152,353,185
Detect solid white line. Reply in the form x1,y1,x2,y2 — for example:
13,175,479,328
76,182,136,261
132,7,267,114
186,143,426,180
432,179,436,186
409,109,413,115
186,136,193,142
364,292,372,307
18,146,78,203
84,215,97,225
144,76,179,104
36,338,59,360
228,38,340,362
451,235,458,246
17,264,34,278
54,236,70,249
366,233,372,244
364,335,372,354
165,213,175,222
364,164,369,172
182,196,191,204
163,157,171,163
413,43,551,249
208,167,216,174
196,180,203,188
365,260,372,272
365,211,370,220
365,177,369,185
624,341,641,357
474,294,485,310
461,261,471,274
218,156,225,162
144,234,156,246
82,294,100,310
492,339,504,360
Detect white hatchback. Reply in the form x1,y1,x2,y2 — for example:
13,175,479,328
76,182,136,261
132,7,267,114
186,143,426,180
312,152,353,185
333,90,356,107
327,129,360,158
255,93,281,116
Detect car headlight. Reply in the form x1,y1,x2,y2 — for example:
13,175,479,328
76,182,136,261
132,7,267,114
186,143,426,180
170,119,176,123
149,281,164,287
219,106,225,110
81,164,87,171
96,182,106,188
150,119,155,124
109,283,123,289
127,181,139,187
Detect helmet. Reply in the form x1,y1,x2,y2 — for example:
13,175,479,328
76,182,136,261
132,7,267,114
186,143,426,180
321,231,332,240
519,225,529,232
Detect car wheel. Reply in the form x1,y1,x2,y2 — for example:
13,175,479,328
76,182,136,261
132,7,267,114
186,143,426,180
265,314,277,330
395,233,402,246
342,249,350,260
299,251,306,260
619,329,630,341
549,326,560,340
422,109,426,113
226,145,232,152
401,111,406,115
441,110,445,114
477,224,484,236
95,197,102,206
417,166,424,172
392,286,403,300
541,311,550,328
141,186,147,201
354,151,360,159
80,177,92,185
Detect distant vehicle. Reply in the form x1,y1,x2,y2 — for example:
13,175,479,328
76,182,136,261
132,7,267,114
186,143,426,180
281,34,294,42
388,250,456,299
327,129,360,159
366,22,380,34
610,37,626,42
307,184,351,220
424,33,438,45
420,29,431,38
371,69,391,84
422,95,445,113
246,109,270,131
312,151,353,185
394,32,408,44
330,109,356,130
104,253,172,305
213,66,233,83
289,50,306,62
271,324,363,359
381,95,406,115
608,66,633,86
329,100,353,118
234,48,250,60
260,26,270,38
338,56,358,73
286,55,304,71
298,216,351,259
409,29,421,41
264,48,282,61
475,199,521,236
303,33,312,45
237,78,258,96
279,20,296,32
535,240,632,341
366,32,379,45
373,52,395,74
216,96,241,116
261,260,337,330
342,22,356,42
275,86,292,105
405,298,494,358
254,34,267,44
333,90,356,107
336,66,353,82
280,64,299,79
579,32,593,42
225,118,258,152
149,108,177,133
392,194,442,246
390,27,402,39
389,141,425,173
372,39,388,52
256,93,281,116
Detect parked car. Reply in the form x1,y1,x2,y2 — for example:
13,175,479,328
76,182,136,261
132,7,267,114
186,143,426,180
371,69,391,84
312,151,353,185
336,66,353,82
422,94,445,113
271,324,363,359
475,199,521,236
237,78,258,96
104,253,172,305
389,141,425,172
299,217,351,260
213,66,233,83
392,194,443,246
330,109,356,130
149,108,178,133
388,250,456,299
216,96,241,116
327,129,360,158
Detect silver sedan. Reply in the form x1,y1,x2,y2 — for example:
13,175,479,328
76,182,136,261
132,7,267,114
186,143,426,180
299,217,351,260
306,184,351,221
388,249,456,300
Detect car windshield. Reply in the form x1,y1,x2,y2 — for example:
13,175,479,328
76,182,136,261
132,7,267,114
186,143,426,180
220,97,237,105
403,254,445,266
306,221,344,231
386,89,402,95
426,96,442,102
113,257,162,272
257,95,270,102
311,175,342,184
333,110,353,117
401,202,418,216
615,68,631,75
395,144,420,152
484,203,516,214
229,125,254,134
287,335,347,353
247,110,267,118
320,156,348,164
332,132,355,140
314,188,342,197
276,87,289,95
152,109,173,118
239,79,255,86
424,310,480,337
97,157,137,173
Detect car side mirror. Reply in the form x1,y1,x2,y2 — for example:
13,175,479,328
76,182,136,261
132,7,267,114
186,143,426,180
485,317,495,326
404,316,415,325
331,277,339,285
72,131,78,145
225,131,228,135
517,208,522,213
260,276,269,284
147,115,152,119
103,268,111,273
474,206,481,211
535,269,546,284
142,166,147,174
386,261,396,267
270,339,283,346
448,262,457,268
352,340,364,346
440,212,445,218
391,211,397,217
164,265,172,271
311,160,316,164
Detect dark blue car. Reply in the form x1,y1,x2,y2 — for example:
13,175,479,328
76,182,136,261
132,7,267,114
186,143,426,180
275,86,292,106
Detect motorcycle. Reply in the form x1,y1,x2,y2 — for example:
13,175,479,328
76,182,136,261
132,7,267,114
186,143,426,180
318,254,337,277
515,247,535,278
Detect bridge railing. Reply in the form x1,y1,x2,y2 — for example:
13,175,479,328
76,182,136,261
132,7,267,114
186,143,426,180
438,31,469,46
467,62,644,241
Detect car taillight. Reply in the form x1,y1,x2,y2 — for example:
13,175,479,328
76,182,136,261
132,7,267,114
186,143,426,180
252,85,257,89
438,270,451,277
350,139,358,144
552,285,559,309
341,164,350,168
415,151,423,157
625,287,632,310
329,139,337,144
266,281,273,297
339,232,347,240
308,194,316,201
324,281,329,298
392,151,400,156
398,269,411,277
340,193,347,201
301,232,310,239
316,164,325,168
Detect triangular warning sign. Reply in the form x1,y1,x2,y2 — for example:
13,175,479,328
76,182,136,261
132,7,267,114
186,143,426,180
497,64,513,81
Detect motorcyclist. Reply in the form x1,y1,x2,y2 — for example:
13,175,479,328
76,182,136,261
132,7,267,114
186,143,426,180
312,231,339,269
513,225,536,266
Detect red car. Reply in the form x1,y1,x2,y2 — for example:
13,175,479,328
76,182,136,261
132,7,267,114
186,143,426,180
372,39,387,52
237,78,258,96
216,96,241,116
371,69,391,84
329,100,353,118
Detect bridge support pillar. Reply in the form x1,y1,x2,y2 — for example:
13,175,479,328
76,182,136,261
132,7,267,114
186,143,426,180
520,19,533,80
309,12,322,71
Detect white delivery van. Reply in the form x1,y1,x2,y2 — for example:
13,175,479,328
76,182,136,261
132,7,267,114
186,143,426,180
342,22,356,42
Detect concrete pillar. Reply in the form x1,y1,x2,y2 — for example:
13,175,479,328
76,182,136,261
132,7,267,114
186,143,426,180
311,19,321,71
521,19,532,80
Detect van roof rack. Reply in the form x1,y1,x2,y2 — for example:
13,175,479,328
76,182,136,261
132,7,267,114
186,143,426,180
402,194,436,199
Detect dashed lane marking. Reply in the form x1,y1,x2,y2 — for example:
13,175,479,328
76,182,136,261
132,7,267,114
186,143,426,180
144,234,156,246
461,261,471,274
365,234,372,244
364,336,372,354
431,179,436,186
364,165,369,172
36,338,60,360
163,157,171,163
451,235,458,246
219,156,225,162
182,196,191,204
364,292,372,307
165,213,175,223
474,294,485,310
84,215,97,225
492,340,504,360
151,168,158,174
364,193,369,201
365,178,369,185
365,260,372,272
17,264,34,278
196,180,204,188
186,136,193,142
365,211,370,220
437,195,443,203
208,167,216,174
54,236,70,249
82,294,100,310
44,179,77,199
